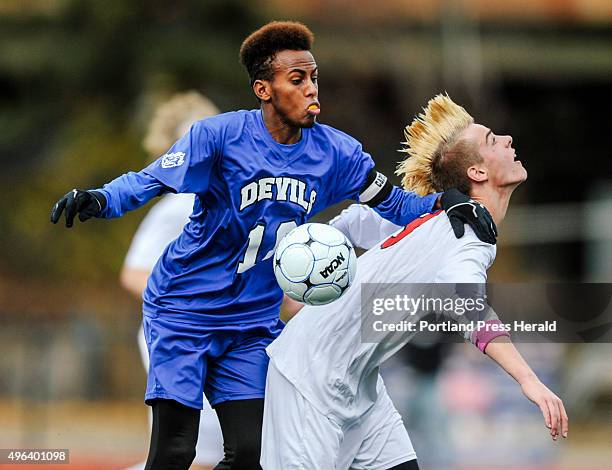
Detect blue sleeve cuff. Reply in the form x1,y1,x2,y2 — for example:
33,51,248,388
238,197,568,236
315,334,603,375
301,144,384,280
96,189,113,218
373,187,441,226
427,192,442,211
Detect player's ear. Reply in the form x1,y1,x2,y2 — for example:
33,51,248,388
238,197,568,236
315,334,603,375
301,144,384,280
253,79,272,102
467,165,487,183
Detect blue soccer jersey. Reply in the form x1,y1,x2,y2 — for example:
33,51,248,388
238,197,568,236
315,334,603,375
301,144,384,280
97,109,437,326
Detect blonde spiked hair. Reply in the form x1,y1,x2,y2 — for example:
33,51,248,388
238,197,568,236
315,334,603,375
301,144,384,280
396,94,476,196
143,91,220,159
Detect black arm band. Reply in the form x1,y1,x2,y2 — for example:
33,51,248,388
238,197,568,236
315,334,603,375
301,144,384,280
359,168,392,207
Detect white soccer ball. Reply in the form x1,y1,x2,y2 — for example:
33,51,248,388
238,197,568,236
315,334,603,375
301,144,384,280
274,223,357,306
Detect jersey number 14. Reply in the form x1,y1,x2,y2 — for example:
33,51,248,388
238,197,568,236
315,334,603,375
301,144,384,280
237,220,298,274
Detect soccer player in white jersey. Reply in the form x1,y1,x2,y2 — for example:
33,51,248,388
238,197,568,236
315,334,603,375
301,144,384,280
262,95,568,470
121,92,223,470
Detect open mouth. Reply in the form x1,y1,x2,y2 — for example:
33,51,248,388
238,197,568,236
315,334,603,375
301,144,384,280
307,103,320,116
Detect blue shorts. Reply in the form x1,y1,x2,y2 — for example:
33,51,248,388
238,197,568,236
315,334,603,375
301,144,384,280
143,314,284,409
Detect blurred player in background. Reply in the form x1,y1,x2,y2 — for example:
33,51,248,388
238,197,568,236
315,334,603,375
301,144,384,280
121,91,223,470
50,22,496,470
263,94,568,469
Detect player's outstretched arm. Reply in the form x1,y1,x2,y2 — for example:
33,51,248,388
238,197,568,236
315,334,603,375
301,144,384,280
51,118,222,228
368,182,497,245
331,141,495,243
50,171,168,228
484,337,569,441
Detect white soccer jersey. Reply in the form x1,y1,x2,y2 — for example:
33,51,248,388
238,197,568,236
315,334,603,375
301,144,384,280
123,193,195,270
267,206,497,423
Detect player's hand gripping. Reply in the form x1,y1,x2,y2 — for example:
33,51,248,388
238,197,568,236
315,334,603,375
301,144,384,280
440,189,498,244
521,376,569,441
50,189,106,228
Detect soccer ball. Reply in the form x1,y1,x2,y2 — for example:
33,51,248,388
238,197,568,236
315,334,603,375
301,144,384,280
274,223,357,306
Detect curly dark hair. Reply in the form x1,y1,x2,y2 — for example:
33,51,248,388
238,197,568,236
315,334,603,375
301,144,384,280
239,21,314,85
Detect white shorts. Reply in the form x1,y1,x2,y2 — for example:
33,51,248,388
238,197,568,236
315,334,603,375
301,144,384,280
261,362,417,470
138,325,224,466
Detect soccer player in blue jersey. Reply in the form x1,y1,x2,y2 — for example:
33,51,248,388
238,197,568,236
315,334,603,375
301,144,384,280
51,21,496,470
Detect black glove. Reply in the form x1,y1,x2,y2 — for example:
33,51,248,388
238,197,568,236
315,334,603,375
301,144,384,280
50,189,107,228
440,189,497,244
